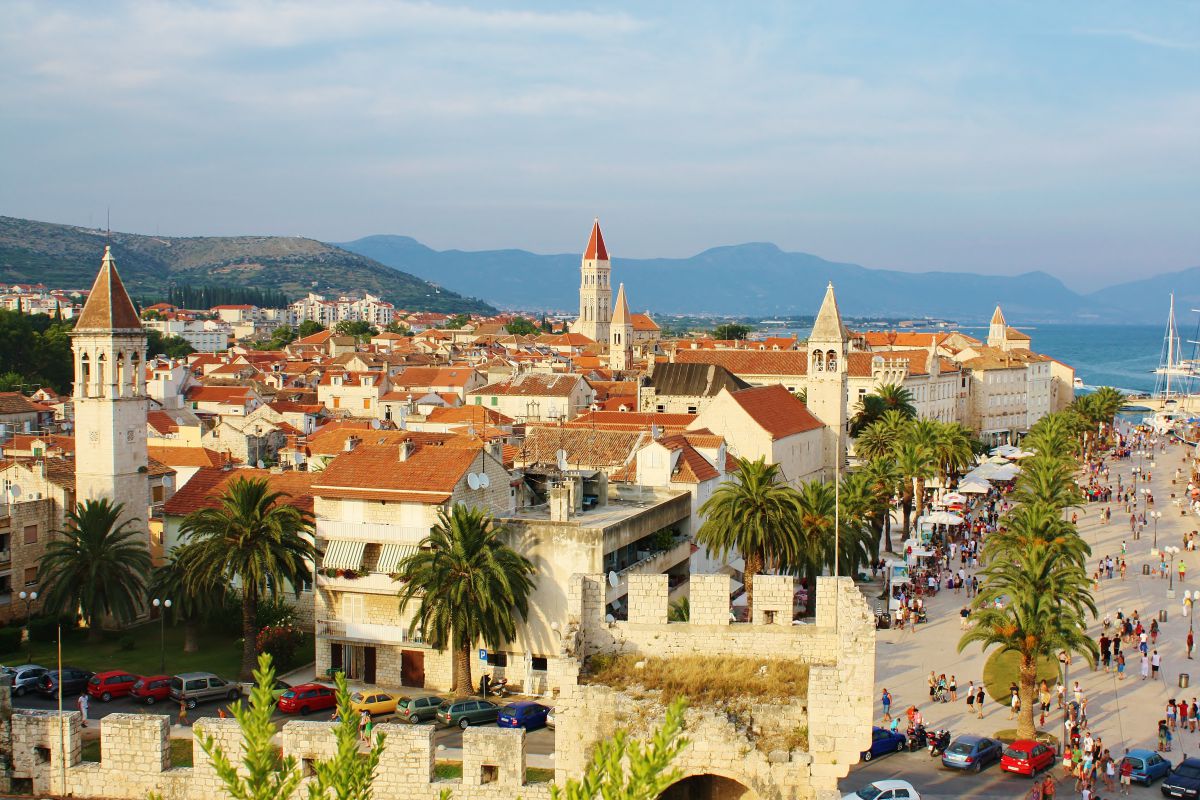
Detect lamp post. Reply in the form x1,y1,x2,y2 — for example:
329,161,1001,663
1185,590,1194,633
1152,510,1163,549
151,597,172,673
17,589,37,663
1166,546,1181,596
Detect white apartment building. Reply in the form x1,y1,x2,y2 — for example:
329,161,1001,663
289,292,395,328
143,319,230,353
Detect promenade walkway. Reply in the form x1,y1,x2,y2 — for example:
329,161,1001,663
873,433,1198,759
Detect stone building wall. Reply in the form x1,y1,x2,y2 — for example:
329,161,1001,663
4,573,874,800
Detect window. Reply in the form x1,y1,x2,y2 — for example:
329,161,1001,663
531,656,547,671
490,396,498,406
152,485,164,503
763,610,777,624
332,396,341,409
363,398,371,410
23,566,36,586
23,525,37,545
486,651,508,667
474,397,482,405
481,765,499,784
687,406,697,415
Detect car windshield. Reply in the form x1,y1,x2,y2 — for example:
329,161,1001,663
1174,765,1200,780
281,690,297,699
351,692,366,703
133,679,145,689
854,787,883,800
1004,747,1028,760
948,743,973,755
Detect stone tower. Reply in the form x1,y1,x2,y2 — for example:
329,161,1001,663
987,305,1007,350
571,219,612,343
72,246,149,532
609,282,633,371
806,282,849,476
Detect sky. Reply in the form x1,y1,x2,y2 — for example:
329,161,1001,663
1,1,1197,291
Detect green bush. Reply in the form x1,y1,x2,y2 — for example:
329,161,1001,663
118,636,137,652
255,625,313,673
0,626,23,654
28,616,59,644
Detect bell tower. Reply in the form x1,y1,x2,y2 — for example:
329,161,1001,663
72,246,149,532
609,283,634,371
571,219,612,343
806,282,849,476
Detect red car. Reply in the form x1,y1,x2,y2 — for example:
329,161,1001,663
87,670,141,702
130,675,173,705
277,683,337,716
1001,740,1057,776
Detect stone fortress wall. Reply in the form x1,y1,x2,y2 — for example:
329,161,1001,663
0,575,874,800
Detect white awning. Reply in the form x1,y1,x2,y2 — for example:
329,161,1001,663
322,540,366,571
376,543,419,575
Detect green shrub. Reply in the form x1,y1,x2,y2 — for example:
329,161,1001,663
255,625,313,672
28,616,59,644
118,636,137,652
0,626,23,654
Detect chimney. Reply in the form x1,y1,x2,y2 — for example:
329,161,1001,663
489,440,504,462
399,439,416,461
344,435,360,452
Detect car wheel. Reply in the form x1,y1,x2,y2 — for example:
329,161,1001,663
14,686,24,698
186,698,198,710
145,696,156,705
973,760,982,773
896,741,905,752
300,706,311,716
409,715,421,725
459,718,470,730
228,689,240,700
863,751,873,762
101,692,112,702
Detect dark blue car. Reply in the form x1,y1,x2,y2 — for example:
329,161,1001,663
861,727,907,762
1161,756,1200,797
941,734,1003,772
497,701,550,730
1120,748,1169,785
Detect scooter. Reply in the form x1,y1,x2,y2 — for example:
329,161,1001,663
928,729,951,758
906,724,928,751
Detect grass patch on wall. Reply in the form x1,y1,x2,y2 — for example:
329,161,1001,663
584,654,809,705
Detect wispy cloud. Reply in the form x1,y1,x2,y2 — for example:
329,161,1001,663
1076,27,1198,50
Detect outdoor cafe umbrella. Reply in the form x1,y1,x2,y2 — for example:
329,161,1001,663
958,480,991,494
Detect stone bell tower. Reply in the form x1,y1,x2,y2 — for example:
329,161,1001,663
806,282,849,476
570,219,612,344
71,246,149,532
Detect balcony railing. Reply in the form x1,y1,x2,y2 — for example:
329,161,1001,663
315,520,429,546
316,617,426,647
315,571,398,594
0,549,9,564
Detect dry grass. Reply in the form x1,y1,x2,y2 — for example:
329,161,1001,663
585,654,810,705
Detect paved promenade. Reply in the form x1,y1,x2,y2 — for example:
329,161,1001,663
840,434,1199,798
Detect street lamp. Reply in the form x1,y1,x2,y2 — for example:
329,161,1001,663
1152,510,1163,549
1185,590,1194,633
1166,546,1181,594
17,590,37,663
152,597,172,673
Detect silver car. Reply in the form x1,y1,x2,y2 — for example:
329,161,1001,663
2,664,49,698
169,672,241,710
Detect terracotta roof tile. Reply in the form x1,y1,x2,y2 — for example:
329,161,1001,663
519,426,645,469
674,349,808,377
313,443,480,500
584,219,608,260
164,468,317,516
147,445,230,468
728,384,824,439
74,247,143,331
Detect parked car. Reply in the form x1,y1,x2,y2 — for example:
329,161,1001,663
396,695,444,724
842,779,922,800
87,670,141,702
2,664,48,698
1161,756,1200,798
1000,740,1056,777
435,698,500,729
941,734,1003,772
278,684,337,716
1121,748,1170,786
861,726,906,762
349,691,400,717
130,675,173,705
498,701,550,731
169,672,241,710
38,667,94,697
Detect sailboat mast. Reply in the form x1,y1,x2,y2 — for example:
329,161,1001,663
1168,293,1175,400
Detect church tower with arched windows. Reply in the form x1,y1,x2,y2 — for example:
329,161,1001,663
72,246,149,532
807,282,849,476
570,219,612,344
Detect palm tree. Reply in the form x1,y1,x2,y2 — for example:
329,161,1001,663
38,499,151,642
853,422,895,463
930,422,975,484
850,394,888,436
874,384,917,418
696,457,802,616
892,441,935,535
181,477,316,680
862,457,902,553
395,504,535,696
903,420,944,521
149,545,228,654
1012,456,1084,510
793,479,836,609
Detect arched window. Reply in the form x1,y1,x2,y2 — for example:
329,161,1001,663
826,350,838,373
811,349,824,372
79,353,91,398
96,352,107,393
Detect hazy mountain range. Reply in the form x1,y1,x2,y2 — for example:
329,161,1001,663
340,234,1193,324
0,216,493,314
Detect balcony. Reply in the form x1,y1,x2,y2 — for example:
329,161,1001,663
315,520,429,546
0,549,9,565
606,537,693,604
316,571,399,595
316,617,426,647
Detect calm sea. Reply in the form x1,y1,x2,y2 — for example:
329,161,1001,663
773,323,1174,394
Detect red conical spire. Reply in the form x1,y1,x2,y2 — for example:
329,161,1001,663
584,218,608,261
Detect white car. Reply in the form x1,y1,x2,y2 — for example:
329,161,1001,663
843,779,921,800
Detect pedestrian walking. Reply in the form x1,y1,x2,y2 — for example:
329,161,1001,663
881,687,892,722
976,685,985,719
1141,653,1151,680
76,692,89,728
178,698,189,727
949,675,958,702
1153,649,1163,679
966,684,975,715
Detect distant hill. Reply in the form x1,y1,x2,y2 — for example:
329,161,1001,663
340,235,1130,322
1087,267,1200,324
0,217,494,314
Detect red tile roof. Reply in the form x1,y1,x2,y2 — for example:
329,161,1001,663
728,385,824,439
566,411,694,432
147,445,231,468
75,247,143,331
313,443,480,502
163,468,317,516
584,219,608,260
675,349,808,377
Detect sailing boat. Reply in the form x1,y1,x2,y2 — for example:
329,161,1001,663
1147,293,1199,432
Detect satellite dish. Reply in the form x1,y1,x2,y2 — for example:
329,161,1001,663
467,473,481,490
556,449,569,471
479,472,491,488
607,571,619,588
8,484,21,499
605,614,616,625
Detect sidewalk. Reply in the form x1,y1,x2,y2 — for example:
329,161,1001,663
873,434,1199,756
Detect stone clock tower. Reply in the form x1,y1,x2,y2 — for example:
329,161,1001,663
72,246,149,531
